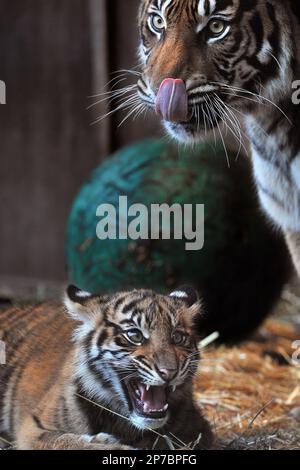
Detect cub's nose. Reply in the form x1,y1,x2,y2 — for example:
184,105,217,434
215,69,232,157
158,367,177,381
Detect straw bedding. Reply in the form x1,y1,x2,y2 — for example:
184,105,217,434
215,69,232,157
195,286,300,450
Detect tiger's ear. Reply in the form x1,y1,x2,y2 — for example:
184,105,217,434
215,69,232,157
170,286,202,322
64,285,97,324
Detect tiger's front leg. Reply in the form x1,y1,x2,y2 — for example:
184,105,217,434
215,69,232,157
285,230,300,279
17,417,136,450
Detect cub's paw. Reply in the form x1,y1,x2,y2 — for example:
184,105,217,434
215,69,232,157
82,433,118,445
82,433,137,451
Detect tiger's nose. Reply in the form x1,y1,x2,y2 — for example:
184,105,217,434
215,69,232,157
158,368,177,381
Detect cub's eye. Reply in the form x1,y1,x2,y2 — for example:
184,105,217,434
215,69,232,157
208,19,226,36
172,330,187,346
149,14,165,33
125,329,144,345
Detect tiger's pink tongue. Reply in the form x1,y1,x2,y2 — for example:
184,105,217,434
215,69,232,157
139,383,167,413
155,78,188,123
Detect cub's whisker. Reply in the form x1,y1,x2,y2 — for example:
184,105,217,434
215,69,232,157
75,393,183,449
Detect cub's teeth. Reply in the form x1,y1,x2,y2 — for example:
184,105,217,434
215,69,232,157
163,404,169,411
172,386,176,393
146,385,150,391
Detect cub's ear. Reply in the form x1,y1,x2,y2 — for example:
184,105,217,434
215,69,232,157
170,286,202,326
67,285,94,304
170,286,199,307
64,285,97,323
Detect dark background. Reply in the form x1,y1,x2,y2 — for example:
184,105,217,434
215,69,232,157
0,0,160,298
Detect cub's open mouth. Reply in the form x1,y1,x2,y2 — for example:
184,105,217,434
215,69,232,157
125,380,172,420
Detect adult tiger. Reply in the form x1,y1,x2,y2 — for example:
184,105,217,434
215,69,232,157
137,0,300,280
0,286,212,450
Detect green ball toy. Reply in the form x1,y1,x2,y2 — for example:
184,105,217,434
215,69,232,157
66,139,289,342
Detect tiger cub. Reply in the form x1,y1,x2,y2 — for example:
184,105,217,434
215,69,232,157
0,286,213,450
137,0,300,279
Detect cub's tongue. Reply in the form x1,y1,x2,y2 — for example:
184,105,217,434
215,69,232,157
155,78,188,123
138,383,167,413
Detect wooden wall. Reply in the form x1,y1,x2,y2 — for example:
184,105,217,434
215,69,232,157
0,0,160,298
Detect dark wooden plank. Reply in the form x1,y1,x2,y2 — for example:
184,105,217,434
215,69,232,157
0,0,108,284
0,275,66,303
89,0,111,152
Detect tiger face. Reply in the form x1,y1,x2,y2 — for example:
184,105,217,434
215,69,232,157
137,0,293,143
65,285,202,431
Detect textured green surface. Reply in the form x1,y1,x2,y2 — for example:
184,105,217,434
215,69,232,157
66,139,268,295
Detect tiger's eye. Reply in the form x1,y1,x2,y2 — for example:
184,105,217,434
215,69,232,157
126,329,144,345
150,14,165,32
172,331,187,346
209,20,226,35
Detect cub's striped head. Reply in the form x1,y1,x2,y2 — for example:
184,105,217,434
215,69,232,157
137,0,294,143
65,285,202,430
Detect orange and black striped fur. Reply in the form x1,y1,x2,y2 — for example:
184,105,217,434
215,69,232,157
137,0,300,280
0,286,213,450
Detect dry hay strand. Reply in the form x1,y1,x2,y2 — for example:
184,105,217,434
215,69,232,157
194,319,300,450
